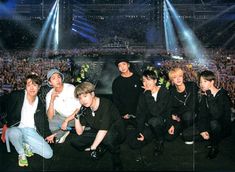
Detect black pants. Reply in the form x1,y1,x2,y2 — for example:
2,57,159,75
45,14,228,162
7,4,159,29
183,120,231,146
123,118,137,129
165,111,195,141
128,117,165,150
71,120,126,153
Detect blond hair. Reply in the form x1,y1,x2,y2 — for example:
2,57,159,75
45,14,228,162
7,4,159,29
168,68,184,81
74,82,95,98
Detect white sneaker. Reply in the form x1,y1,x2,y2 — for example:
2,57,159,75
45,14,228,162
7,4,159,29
185,141,194,145
56,131,70,143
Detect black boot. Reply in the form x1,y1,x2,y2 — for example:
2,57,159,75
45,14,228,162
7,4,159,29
154,140,164,157
112,153,123,171
207,146,219,159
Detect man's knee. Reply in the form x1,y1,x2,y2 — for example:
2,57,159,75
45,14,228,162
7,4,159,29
44,148,53,159
210,120,221,132
148,117,164,128
7,127,22,140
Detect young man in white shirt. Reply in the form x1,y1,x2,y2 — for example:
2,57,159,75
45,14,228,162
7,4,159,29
46,69,81,143
1,74,54,167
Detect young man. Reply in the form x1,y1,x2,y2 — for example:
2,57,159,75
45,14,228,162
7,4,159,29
46,68,81,143
167,67,199,144
112,58,142,128
197,70,232,159
71,82,126,171
128,69,171,157
0,74,54,167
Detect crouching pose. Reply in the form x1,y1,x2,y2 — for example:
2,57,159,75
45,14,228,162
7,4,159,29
197,70,232,159
71,82,126,171
128,69,171,157
0,74,54,167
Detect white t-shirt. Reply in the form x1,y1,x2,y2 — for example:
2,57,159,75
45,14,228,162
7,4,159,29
18,91,38,129
152,91,158,102
46,83,81,117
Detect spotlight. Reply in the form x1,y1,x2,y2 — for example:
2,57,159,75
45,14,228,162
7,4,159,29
165,0,208,64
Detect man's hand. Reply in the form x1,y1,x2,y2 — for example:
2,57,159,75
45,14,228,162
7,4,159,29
168,125,175,135
45,133,56,144
137,133,144,141
172,114,181,122
51,90,59,102
200,131,210,140
1,124,8,143
122,114,130,119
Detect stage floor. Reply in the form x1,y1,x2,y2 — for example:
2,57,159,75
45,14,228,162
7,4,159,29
1,122,235,171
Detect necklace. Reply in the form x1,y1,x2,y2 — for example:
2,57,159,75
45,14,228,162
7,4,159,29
183,89,188,97
90,97,99,117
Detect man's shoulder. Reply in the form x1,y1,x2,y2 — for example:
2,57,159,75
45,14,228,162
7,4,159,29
113,75,122,82
112,76,123,87
46,88,53,97
8,90,25,97
100,97,111,103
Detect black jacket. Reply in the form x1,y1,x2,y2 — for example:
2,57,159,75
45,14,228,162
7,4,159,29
197,88,232,135
169,81,199,116
0,90,51,137
136,87,171,134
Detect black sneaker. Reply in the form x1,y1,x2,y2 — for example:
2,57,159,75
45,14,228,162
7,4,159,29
90,146,107,160
207,146,219,159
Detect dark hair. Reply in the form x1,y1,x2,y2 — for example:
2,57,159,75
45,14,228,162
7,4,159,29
199,70,216,82
141,69,158,81
25,73,42,86
114,58,130,67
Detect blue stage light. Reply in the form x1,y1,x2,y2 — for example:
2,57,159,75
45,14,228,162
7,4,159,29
165,0,208,64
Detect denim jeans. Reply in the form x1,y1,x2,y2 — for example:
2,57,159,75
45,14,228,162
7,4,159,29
7,127,53,159
48,112,75,139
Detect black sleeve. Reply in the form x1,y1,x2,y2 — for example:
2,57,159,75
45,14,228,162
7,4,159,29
144,89,171,120
41,109,52,137
197,96,209,132
0,91,19,125
136,94,148,133
191,82,200,114
35,100,52,137
80,114,87,127
206,92,227,120
112,79,126,116
0,95,7,125
0,93,10,123
221,94,232,135
99,102,115,130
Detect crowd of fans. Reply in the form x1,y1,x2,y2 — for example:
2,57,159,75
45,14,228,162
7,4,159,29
0,47,234,107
